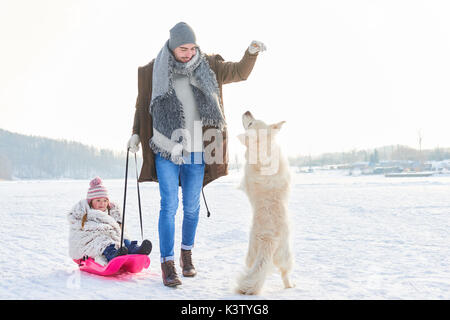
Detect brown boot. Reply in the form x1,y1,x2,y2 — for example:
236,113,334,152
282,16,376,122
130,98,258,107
180,249,197,277
161,260,182,287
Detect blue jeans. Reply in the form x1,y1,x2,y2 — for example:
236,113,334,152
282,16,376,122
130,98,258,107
155,152,205,263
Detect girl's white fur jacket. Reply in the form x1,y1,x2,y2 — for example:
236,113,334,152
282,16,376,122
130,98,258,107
67,199,129,260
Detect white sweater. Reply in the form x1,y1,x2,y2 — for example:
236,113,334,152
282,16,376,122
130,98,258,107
173,73,204,153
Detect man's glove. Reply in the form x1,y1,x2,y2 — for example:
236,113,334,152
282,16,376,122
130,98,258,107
248,40,267,55
127,134,140,153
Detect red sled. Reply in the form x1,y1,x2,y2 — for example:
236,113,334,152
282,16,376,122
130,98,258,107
74,255,150,276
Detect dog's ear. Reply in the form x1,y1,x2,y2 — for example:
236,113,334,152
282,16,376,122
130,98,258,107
237,133,247,145
270,121,286,131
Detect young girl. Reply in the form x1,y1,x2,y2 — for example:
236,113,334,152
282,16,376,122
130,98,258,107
68,177,152,265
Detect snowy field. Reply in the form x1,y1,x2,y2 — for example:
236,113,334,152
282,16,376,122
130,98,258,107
0,169,449,300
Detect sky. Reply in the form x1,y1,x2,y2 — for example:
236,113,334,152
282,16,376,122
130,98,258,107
1,0,450,159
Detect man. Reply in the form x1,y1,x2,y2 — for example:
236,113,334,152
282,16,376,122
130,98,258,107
127,22,265,287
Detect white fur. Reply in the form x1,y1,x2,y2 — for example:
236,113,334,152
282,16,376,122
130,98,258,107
67,199,129,260
235,111,294,295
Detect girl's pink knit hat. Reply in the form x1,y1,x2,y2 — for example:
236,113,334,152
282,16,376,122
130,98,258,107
86,176,109,202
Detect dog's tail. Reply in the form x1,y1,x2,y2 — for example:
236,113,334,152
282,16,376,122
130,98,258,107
235,240,274,295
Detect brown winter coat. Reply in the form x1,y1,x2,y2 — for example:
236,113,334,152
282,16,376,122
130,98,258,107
132,49,258,186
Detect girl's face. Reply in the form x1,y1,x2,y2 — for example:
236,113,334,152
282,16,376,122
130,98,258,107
91,198,109,212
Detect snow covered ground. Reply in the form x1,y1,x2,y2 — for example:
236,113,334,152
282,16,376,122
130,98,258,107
0,169,449,300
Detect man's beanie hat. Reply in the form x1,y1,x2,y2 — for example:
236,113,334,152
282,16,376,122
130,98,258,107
168,22,197,51
87,176,109,202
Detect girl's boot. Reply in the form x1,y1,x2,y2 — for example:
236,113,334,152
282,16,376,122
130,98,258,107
103,244,128,262
126,239,152,255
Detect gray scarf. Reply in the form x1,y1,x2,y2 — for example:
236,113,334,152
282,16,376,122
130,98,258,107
149,41,225,164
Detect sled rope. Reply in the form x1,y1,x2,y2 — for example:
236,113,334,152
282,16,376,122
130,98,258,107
120,148,144,249
134,152,144,240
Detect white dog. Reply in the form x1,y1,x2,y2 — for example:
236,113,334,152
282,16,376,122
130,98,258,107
235,111,294,295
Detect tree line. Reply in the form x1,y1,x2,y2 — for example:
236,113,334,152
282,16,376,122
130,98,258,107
0,129,128,180
288,145,450,168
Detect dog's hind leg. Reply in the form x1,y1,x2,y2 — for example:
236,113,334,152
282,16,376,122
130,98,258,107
274,239,295,289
